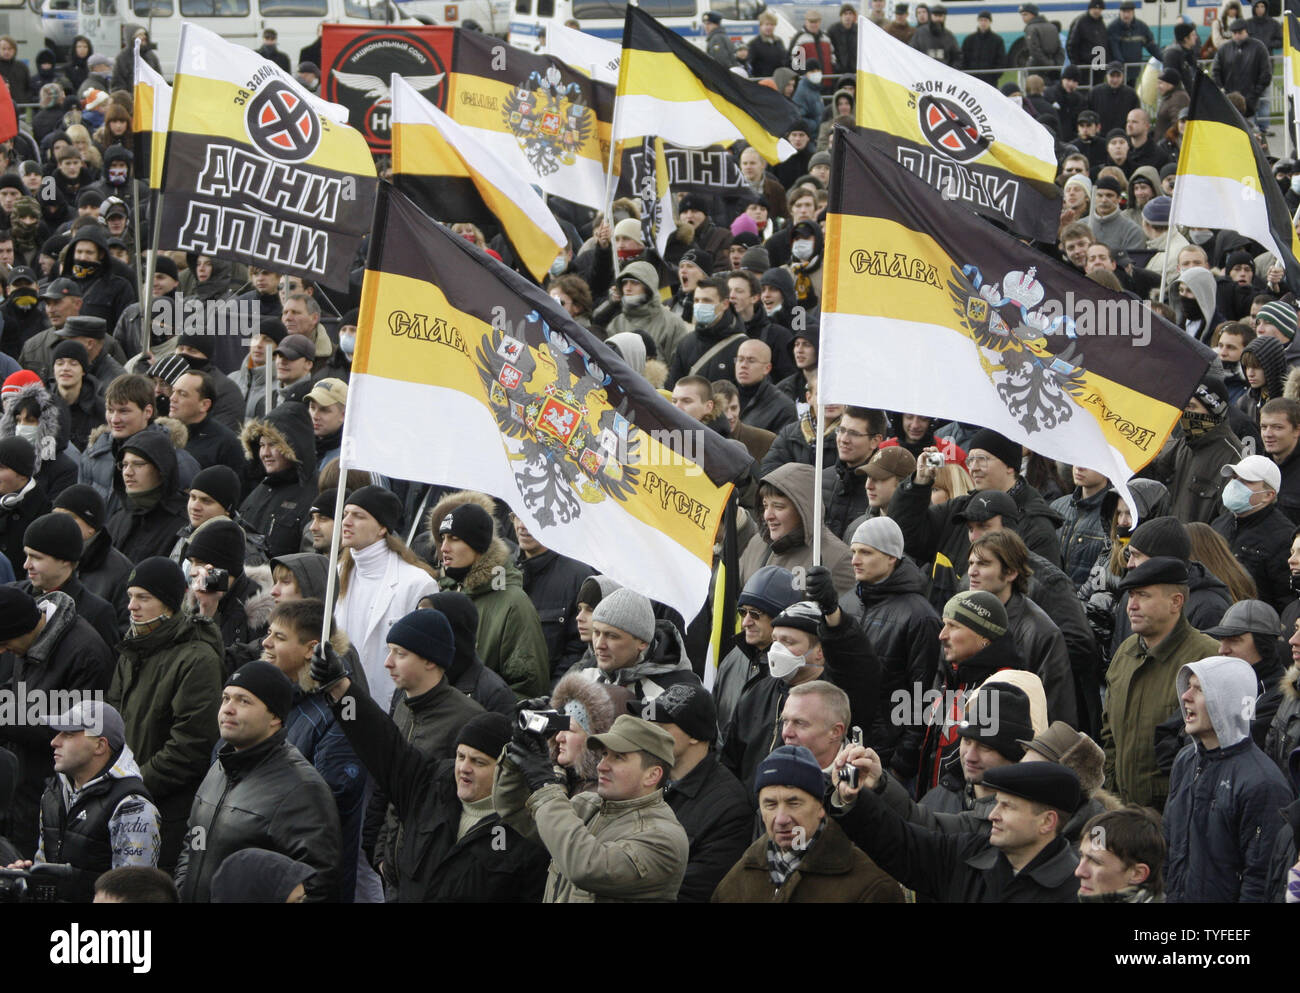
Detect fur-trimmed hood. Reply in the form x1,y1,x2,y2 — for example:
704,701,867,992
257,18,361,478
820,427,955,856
239,401,317,486
1283,365,1300,403
549,672,633,788
427,489,498,548
241,563,275,631
427,489,518,593
1281,663,1300,703
0,381,70,466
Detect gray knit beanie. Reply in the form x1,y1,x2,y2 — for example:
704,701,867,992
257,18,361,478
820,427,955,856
590,587,656,644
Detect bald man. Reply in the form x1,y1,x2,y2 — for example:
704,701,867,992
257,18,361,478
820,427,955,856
735,338,797,432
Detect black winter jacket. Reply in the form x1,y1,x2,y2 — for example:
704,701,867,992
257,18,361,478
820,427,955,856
334,680,548,902
1164,737,1293,903
1212,505,1295,614
105,430,188,564
0,593,114,857
518,548,593,683
720,615,879,789
839,558,941,775
821,457,870,542
666,306,748,389
176,729,341,903
77,528,133,630
834,788,1080,902
14,576,119,650
663,752,752,903
238,402,319,559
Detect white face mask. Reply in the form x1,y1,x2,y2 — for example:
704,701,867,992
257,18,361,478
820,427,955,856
339,331,356,359
767,641,806,680
791,239,815,261
15,423,39,447
807,71,823,85
550,255,567,276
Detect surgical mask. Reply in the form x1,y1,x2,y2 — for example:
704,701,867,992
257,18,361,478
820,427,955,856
1222,478,1258,515
1292,175,1300,195
622,292,646,309
791,239,814,261
549,255,567,277
807,71,823,85
767,641,806,681
15,423,39,447
1187,228,1214,245
694,303,716,327
339,331,356,359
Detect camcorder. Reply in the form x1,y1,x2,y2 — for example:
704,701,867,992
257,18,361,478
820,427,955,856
0,863,83,903
836,727,865,789
517,709,569,738
191,567,230,593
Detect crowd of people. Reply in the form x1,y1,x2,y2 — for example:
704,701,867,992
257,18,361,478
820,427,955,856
0,3,1296,907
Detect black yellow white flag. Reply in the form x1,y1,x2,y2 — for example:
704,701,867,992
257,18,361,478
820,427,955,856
1172,72,1300,295
391,75,567,283
344,185,751,619
160,22,377,289
614,5,802,163
132,39,170,190
820,127,1212,508
856,17,1060,241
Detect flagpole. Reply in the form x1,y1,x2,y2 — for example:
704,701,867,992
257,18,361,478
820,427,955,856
141,191,164,361
264,341,274,412
1159,167,1184,305
319,451,350,646
811,392,825,569
131,190,145,307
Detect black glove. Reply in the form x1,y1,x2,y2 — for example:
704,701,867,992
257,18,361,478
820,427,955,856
508,737,563,793
804,565,839,615
310,641,348,690
512,696,552,745
514,696,552,713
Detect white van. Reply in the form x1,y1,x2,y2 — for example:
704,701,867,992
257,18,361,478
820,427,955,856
509,0,769,50
78,0,419,76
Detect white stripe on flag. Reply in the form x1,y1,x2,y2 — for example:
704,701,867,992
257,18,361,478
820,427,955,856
1170,173,1283,270
612,93,794,158
343,373,713,621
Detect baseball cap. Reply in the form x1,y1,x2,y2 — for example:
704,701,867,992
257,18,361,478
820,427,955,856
306,378,347,407
864,446,916,481
40,277,82,300
46,700,126,754
1202,599,1282,639
1220,454,1282,493
274,333,316,361
586,714,676,766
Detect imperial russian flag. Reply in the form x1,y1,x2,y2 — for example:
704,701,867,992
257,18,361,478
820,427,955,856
343,185,751,620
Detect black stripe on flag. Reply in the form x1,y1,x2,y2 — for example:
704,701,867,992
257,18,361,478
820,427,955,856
830,125,1214,412
367,184,754,490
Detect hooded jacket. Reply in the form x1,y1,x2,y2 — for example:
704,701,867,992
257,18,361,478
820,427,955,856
604,261,690,361
175,728,342,903
238,402,319,559
80,421,200,519
78,526,133,628
1141,413,1243,525
424,590,516,718
334,680,548,903
1164,657,1294,902
839,558,942,775
429,491,550,699
0,381,78,497
105,429,189,564
1266,665,1300,775
1101,615,1220,810
740,463,856,595
579,618,701,704
713,815,903,903
107,611,224,868
0,592,115,858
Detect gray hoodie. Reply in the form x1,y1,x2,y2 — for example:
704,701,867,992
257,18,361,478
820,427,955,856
1177,655,1259,748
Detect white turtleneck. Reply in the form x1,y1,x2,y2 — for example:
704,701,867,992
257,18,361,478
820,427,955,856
338,537,393,710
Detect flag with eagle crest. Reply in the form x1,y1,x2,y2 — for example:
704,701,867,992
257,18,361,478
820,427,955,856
818,127,1212,512
343,185,752,620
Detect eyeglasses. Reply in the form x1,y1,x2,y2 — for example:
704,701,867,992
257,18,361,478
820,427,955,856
966,455,993,468
836,426,877,440
737,607,766,620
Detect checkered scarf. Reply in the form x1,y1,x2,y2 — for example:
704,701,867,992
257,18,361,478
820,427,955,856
765,821,825,886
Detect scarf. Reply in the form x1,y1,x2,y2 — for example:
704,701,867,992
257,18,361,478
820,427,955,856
766,820,825,885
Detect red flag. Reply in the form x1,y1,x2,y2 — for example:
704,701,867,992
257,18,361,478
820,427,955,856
0,75,17,143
